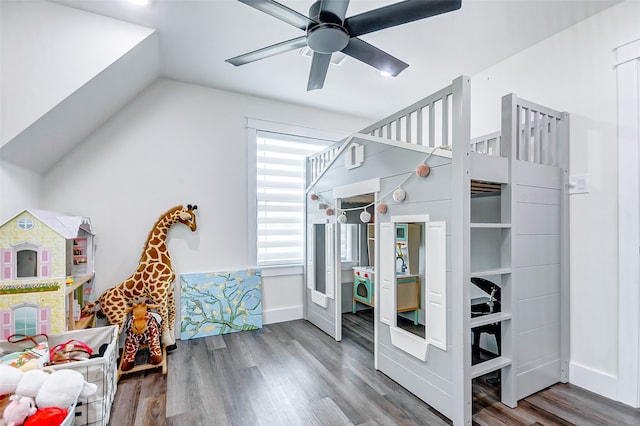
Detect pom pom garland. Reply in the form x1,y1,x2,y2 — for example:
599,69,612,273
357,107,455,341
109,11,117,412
306,146,444,220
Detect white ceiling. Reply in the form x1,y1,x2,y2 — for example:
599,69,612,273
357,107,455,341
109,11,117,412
51,0,622,121
50,0,622,120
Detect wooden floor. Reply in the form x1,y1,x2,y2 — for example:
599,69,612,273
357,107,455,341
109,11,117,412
111,312,640,425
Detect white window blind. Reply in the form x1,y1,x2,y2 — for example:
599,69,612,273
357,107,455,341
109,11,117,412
256,131,332,265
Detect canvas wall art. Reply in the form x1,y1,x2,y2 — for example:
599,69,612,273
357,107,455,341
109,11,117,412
180,269,262,340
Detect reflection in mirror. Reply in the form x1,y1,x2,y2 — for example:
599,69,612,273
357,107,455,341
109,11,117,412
396,222,425,338
314,224,326,294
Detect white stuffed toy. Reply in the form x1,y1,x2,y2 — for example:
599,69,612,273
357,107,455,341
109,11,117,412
2,395,36,426
36,369,96,409
1,364,97,425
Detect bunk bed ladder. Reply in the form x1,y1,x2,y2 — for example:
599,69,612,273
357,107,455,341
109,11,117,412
467,95,517,410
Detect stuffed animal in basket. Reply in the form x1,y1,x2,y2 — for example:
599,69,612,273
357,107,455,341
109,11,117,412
2,395,36,426
0,365,96,426
81,204,198,349
120,301,163,372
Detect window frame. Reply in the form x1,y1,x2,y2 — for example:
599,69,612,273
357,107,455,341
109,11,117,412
246,118,345,269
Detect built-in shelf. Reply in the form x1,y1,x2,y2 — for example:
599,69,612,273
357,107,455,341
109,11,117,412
65,273,94,330
470,312,512,328
470,268,512,277
470,223,512,228
471,355,512,379
64,274,94,296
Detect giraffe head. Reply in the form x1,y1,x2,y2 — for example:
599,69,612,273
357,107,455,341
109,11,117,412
177,204,198,231
125,301,161,335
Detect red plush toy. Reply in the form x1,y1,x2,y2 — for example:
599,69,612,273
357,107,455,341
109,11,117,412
23,407,68,426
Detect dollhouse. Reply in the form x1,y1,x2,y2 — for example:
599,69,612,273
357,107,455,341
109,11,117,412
0,209,95,337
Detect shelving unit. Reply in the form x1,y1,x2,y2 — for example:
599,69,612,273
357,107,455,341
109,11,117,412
72,238,89,275
469,178,515,405
65,273,95,330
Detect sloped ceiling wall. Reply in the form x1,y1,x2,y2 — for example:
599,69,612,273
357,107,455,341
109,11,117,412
0,0,159,173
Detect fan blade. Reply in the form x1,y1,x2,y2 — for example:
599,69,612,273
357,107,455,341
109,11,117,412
238,0,315,31
307,52,332,91
226,36,308,66
320,0,350,22
342,37,408,76
345,0,462,37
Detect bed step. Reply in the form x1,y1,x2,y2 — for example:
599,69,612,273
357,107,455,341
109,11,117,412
471,356,512,379
470,267,512,277
470,312,512,328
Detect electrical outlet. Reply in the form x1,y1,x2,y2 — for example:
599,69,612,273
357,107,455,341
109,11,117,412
569,174,590,194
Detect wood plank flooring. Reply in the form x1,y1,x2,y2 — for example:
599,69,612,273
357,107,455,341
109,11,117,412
111,312,640,425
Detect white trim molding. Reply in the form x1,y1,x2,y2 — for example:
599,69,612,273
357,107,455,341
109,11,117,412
615,37,640,408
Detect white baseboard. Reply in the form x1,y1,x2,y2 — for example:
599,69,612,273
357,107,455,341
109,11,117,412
570,361,618,401
262,305,303,325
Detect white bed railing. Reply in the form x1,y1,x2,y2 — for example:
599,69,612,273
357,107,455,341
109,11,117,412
308,83,455,183
511,97,565,167
307,85,567,184
471,132,501,156
307,143,342,185
360,85,454,148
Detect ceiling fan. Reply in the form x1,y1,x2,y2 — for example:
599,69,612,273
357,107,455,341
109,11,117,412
226,0,462,91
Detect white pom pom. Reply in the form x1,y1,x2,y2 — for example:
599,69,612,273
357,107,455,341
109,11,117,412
360,211,371,223
393,188,406,202
337,213,347,224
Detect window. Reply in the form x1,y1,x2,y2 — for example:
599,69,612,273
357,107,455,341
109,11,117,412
13,305,37,336
16,249,37,278
17,218,34,230
255,131,333,265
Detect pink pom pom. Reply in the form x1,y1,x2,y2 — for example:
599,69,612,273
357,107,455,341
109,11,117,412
310,194,319,201
325,208,334,216
415,164,430,177
376,203,388,214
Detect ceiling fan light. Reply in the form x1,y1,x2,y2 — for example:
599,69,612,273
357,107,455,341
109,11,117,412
307,24,349,54
379,70,393,78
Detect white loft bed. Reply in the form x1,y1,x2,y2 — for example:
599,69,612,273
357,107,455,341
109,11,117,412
305,76,570,425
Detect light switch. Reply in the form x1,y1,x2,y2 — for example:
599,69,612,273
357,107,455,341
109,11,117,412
569,174,590,194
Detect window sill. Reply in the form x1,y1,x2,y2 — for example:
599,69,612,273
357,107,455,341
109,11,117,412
258,264,304,277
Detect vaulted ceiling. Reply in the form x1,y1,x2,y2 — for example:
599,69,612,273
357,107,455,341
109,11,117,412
1,0,622,172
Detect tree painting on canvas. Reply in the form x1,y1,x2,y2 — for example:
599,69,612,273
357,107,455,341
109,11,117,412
180,269,262,340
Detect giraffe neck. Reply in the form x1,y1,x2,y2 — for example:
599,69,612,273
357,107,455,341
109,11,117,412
137,207,182,268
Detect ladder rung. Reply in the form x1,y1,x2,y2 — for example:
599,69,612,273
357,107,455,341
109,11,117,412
471,356,512,379
470,312,512,328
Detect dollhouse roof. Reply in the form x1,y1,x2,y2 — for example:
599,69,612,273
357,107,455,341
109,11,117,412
2,209,94,239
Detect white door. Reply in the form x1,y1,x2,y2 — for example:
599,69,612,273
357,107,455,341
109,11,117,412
306,222,340,340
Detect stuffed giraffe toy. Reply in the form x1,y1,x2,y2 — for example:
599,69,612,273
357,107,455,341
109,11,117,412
120,301,162,372
82,204,197,349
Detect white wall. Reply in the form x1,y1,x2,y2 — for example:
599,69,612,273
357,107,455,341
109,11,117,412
470,0,640,401
38,78,370,325
0,0,154,146
0,161,42,218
